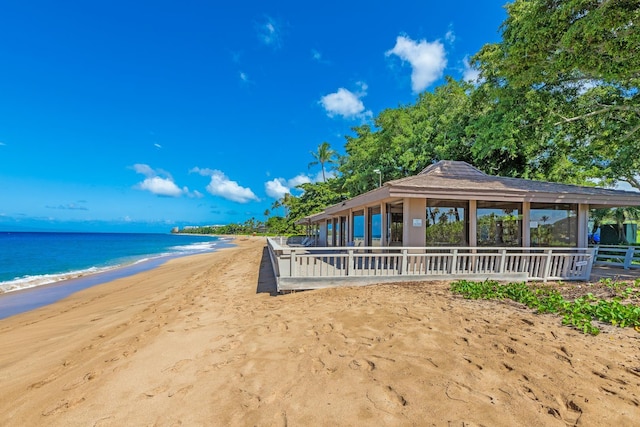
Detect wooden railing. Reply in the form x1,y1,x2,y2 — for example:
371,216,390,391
592,245,640,270
267,238,595,292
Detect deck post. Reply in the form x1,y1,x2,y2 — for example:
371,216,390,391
347,249,354,276
543,249,553,282
586,248,597,280
624,246,634,270
402,249,408,275
499,249,507,273
451,249,458,274
290,249,297,277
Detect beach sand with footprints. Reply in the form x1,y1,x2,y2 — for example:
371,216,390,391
1,236,639,426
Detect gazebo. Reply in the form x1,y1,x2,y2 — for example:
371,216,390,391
268,161,640,291
307,161,640,249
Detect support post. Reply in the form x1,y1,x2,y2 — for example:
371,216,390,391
402,249,408,275
290,250,297,277
500,249,507,273
522,201,531,247
451,249,458,274
543,249,553,282
624,246,634,270
469,200,477,246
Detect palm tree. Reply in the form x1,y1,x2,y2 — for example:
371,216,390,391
308,141,337,182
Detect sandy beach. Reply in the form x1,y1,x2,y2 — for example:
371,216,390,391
1,236,639,426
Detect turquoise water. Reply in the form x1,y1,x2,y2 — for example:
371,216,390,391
0,232,226,293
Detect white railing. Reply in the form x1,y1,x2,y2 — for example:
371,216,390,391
267,238,595,292
592,245,640,270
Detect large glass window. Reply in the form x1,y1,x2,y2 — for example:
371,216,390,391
368,206,381,247
426,199,468,246
326,221,333,246
352,211,365,247
477,201,522,247
530,203,577,247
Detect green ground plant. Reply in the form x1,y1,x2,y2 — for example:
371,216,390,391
450,279,640,336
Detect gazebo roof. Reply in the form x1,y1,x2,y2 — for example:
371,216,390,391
389,161,640,202
322,160,640,216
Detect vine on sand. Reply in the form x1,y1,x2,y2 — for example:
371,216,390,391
450,279,640,336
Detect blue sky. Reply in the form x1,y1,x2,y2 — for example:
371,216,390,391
0,0,508,232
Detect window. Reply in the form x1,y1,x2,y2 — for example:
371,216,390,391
477,201,522,246
368,206,381,247
530,203,577,247
426,199,468,246
352,210,365,247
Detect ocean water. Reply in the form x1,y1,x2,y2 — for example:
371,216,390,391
0,232,226,294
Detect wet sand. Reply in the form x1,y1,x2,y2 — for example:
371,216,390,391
1,236,639,426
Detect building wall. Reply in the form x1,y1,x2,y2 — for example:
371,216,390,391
403,198,427,247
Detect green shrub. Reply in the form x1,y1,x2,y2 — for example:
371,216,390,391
450,279,640,335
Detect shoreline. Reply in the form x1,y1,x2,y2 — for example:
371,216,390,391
1,235,639,426
0,238,236,320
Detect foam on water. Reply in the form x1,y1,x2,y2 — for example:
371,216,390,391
0,234,224,294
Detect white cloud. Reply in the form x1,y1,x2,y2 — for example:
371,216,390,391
445,29,455,44
288,174,312,187
320,82,372,119
191,167,259,203
264,174,319,199
311,49,322,61
239,71,248,82
132,163,188,197
386,35,447,93
137,177,185,197
154,143,162,149
133,163,158,177
257,16,282,48
462,55,481,83
265,178,290,199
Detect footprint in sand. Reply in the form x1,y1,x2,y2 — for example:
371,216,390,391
167,384,194,398
218,340,241,352
142,385,170,399
311,357,325,374
41,397,86,416
366,385,407,414
61,371,99,391
163,359,193,373
349,359,376,371
445,381,494,405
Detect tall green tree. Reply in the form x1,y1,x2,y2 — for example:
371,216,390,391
473,0,640,188
338,78,476,196
308,141,338,182
285,181,348,224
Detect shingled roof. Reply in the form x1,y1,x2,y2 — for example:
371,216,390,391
323,160,640,215
386,161,640,205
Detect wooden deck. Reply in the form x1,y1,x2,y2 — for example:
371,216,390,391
267,238,596,292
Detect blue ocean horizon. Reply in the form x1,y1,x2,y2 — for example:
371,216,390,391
0,232,230,319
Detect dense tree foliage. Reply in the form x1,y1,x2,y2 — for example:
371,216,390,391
338,78,476,195
188,1,640,233
474,0,640,187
